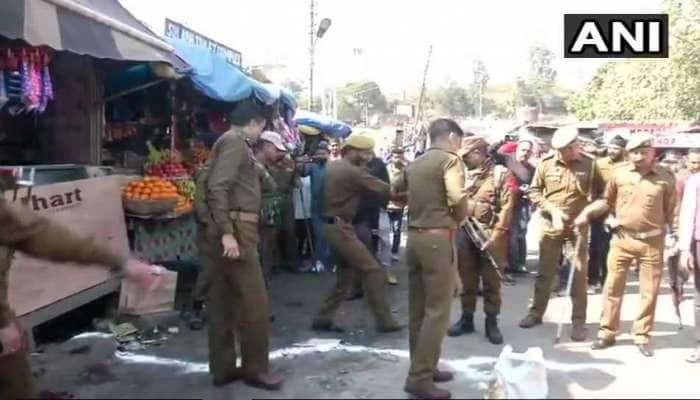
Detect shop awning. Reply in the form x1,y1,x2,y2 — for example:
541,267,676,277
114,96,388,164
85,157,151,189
0,0,187,69
169,38,295,108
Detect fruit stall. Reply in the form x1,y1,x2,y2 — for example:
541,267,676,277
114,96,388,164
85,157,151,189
110,35,299,268
121,144,200,267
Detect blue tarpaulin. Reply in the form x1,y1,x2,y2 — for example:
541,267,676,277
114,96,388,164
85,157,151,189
169,38,294,107
280,88,297,111
295,110,352,139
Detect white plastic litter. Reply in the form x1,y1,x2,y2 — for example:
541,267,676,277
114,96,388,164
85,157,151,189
485,345,548,399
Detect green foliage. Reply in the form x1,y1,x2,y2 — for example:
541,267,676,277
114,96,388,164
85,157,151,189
433,81,473,117
507,45,567,115
569,0,700,121
337,81,389,122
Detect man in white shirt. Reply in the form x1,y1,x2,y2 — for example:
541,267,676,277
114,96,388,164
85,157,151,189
679,171,700,363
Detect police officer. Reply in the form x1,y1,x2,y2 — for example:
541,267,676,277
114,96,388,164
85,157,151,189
311,134,402,333
269,153,300,272
395,119,487,400
191,163,215,331
204,101,282,389
518,126,604,342
0,198,160,400
256,131,290,285
576,134,676,357
447,136,514,345
588,135,628,292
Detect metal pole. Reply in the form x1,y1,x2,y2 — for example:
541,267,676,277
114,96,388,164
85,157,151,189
412,45,432,146
332,87,338,120
309,0,315,111
479,80,484,119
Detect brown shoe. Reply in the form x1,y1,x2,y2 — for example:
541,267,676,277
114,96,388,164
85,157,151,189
213,368,243,387
404,382,451,399
518,314,542,329
570,323,588,342
591,337,615,350
433,369,454,383
243,372,283,391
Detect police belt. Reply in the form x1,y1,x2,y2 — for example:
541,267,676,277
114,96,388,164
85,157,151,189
229,210,260,223
408,227,455,240
615,227,664,240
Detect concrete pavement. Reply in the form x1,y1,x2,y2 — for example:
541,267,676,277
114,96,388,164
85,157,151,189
30,213,700,398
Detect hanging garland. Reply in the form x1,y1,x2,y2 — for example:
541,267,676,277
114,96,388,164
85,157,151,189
0,47,54,115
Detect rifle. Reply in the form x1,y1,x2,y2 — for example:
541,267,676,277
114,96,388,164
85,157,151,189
666,240,687,329
462,216,504,281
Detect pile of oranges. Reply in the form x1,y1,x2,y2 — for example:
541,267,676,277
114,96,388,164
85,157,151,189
123,177,180,201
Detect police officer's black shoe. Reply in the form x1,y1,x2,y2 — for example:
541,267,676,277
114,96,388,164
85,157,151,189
346,291,364,301
311,318,346,333
485,314,503,345
447,313,475,337
189,311,205,331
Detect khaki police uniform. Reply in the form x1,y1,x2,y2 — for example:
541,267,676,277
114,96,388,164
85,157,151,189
591,136,676,345
0,201,125,400
269,165,299,269
524,127,604,327
192,165,215,305
395,146,483,391
597,157,627,185
205,127,270,383
456,157,513,318
588,153,628,288
259,164,281,285
313,135,400,331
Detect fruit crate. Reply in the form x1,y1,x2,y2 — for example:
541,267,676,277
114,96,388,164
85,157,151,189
127,212,198,265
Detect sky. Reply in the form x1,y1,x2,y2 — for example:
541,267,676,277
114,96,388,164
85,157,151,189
120,0,664,95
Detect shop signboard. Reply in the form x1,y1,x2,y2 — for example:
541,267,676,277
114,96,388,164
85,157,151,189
165,18,242,66
653,132,700,148
7,175,129,316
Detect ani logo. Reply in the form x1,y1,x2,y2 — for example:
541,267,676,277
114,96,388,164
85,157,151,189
564,14,668,58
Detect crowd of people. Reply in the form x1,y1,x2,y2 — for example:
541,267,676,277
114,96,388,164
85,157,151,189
190,102,700,399
2,98,700,399
184,100,699,399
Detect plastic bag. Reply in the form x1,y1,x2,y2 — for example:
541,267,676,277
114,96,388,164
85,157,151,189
484,345,548,399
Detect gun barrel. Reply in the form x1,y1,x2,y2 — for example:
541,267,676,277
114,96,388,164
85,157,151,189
462,218,504,281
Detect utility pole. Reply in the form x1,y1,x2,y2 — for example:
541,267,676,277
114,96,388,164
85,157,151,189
411,45,432,148
308,0,315,111
478,79,483,119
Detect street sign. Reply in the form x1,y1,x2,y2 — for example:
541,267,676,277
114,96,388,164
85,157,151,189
165,19,242,66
